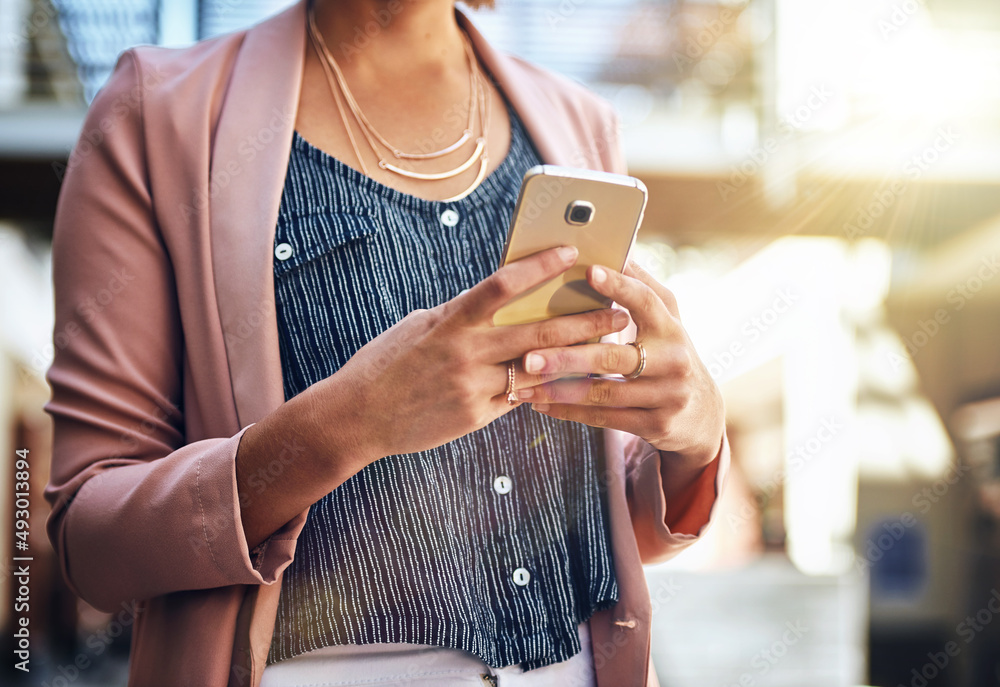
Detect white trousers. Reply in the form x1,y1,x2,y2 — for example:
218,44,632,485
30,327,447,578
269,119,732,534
260,621,597,687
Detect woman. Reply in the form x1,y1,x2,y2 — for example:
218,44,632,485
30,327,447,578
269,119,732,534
43,0,729,685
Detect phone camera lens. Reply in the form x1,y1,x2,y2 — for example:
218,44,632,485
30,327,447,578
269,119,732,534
566,201,595,226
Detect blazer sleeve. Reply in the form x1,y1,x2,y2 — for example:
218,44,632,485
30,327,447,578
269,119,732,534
43,48,290,613
597,105,732,564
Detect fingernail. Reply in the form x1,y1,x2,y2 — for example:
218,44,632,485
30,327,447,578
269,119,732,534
557,246,578,263
612,309,629,328
516,387,534,400
525,353,545,373
532,403,550,413
592,266,606,284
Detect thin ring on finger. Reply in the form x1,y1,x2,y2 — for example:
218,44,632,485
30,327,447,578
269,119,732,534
624,341,646,380
506,361,518,405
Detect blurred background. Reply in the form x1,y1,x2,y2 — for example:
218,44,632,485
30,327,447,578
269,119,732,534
1,0,999,685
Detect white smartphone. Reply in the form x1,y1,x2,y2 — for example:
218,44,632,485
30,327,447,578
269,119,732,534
493,165,647,337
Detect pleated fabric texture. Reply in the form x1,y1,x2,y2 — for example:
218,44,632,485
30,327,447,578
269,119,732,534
267,102,618,671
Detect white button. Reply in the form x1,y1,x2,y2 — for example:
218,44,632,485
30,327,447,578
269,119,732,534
512,568,531,586
493,475,512,495
440,209,460,227
274,242,294,261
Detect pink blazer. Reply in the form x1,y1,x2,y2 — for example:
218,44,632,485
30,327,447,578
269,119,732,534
43,2,730,685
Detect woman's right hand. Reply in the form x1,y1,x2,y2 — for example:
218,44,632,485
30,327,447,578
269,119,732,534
235,245,628,549
325,245,631,460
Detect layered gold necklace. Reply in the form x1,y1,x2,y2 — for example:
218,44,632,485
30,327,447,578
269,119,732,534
306,6,491,202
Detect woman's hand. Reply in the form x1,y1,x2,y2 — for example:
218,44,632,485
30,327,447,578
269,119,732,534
327,245,630,460
514,260,725,469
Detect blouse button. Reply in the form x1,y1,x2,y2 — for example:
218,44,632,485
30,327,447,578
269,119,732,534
493,475,512,495
274,242,294,261
512,567,531,587
440,209,460,227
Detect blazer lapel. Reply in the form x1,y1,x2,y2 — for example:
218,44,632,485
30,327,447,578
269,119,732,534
210,0,308,428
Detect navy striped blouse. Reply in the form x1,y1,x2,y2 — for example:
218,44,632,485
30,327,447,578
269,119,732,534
267,102,619,671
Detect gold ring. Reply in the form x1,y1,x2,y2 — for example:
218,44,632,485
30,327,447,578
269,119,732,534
506,361,518,405
625,341,646,380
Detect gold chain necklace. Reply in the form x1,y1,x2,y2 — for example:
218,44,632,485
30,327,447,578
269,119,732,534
306,6,491,202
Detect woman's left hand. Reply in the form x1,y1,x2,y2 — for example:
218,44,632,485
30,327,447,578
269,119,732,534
515,260,725,468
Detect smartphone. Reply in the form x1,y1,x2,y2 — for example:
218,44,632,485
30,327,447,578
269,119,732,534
493,165,648,337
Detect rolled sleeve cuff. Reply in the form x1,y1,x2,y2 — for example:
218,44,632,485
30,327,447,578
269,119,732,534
199,422,305,585
627,430,731,563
